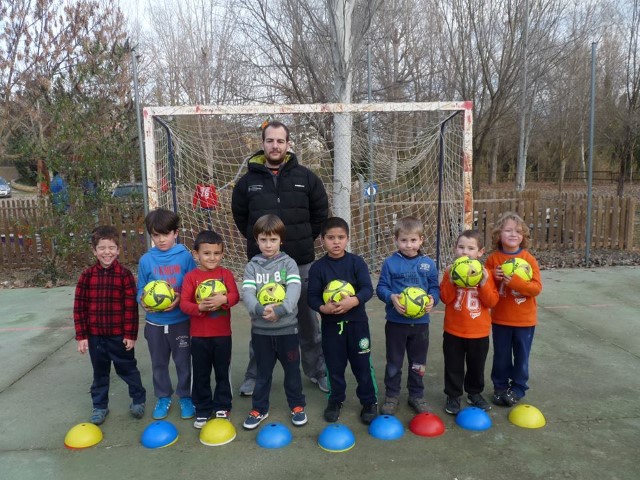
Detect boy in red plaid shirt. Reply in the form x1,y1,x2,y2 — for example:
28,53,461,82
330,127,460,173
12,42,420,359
74,226,146,425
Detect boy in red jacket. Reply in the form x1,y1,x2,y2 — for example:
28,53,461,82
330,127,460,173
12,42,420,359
180,230,239,428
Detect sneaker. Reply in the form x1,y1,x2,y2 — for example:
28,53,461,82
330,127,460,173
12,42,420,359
153,397,171,420
323,401,342,423
90,408,109,425
180,397,195,419
408,396,431,413
492,389,520,407
467,393,492,411
311,375,329,393
445,396,461,415
129,402,145,419
291,406,308,426
243,410,269,430
379,397,399,415
360,403,378,425
502,388,520,406
492,390,506,406
215,410,230,419
239,378,255,396
193,417,209,429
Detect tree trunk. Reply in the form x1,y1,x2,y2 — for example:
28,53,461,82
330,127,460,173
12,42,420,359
489,136,499,185
328,0,355,226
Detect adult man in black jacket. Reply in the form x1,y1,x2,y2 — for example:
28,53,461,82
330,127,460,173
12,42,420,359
232,121,329,394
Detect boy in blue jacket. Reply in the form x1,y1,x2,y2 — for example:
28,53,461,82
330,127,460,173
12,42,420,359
376,216,440,415
308,217,378,425
138,208,197,420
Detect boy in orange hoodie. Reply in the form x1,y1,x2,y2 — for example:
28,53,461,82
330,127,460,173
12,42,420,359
440,230,498,415
485,212,543,407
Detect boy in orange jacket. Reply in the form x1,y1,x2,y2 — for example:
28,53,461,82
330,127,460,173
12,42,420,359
485,212,543,407
440,230,498,415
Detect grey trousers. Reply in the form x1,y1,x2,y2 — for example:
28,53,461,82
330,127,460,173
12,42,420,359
144,320,192,398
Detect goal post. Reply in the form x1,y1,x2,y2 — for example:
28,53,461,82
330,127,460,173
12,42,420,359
142,102,473,275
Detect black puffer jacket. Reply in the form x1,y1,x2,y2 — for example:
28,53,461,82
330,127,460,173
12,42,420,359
231,151,329,265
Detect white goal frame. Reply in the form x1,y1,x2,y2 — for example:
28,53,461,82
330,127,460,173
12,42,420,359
142,102,473,273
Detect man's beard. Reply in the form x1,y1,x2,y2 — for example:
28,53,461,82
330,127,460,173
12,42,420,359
265,152,285,166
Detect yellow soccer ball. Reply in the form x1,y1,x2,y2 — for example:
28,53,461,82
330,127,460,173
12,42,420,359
196,279,228,303
501,258,533,281
257,282,286,305
450,256,483,288
322,280,356,304
142,280,176,311
398,286,430,319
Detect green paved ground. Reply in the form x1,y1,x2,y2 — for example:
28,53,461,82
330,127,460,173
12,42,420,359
1,267,639,480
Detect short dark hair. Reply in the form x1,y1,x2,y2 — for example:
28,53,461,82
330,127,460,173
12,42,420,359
321,216,349,237
91,225,120,249
457,229,484,250
194,230,224,251
253,214,286,240
262,121,290,142
144,208,180,235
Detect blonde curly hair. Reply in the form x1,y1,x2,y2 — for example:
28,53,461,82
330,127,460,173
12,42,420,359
491,212,530,250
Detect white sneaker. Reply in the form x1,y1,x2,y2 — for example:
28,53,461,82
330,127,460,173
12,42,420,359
193,417,208,429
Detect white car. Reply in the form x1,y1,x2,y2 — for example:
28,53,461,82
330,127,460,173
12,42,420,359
0,177,12,198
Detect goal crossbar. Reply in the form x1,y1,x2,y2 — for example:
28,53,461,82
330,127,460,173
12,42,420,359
142,102,473,273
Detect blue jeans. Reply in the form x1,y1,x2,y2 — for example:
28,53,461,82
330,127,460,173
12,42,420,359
88,335,145,409
491,324,536,397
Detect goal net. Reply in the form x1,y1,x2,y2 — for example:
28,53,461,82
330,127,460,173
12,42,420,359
142,103,473,276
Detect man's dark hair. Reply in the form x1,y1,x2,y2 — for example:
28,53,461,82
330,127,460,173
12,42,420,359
91,225,120,248
144,208,180,235
262,121,290,142
194,230,224,251
321,216,349,237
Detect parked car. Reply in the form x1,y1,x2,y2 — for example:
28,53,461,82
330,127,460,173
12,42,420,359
111,182,144,198
0,177,12,198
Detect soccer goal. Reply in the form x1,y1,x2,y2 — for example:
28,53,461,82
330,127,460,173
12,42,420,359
142,102,473,276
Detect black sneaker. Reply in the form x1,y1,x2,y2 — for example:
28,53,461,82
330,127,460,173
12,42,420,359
445,396,460,415
360,403,378,425
324,401,342,423
492,389,520,407
502,388,520,406
467,393,492,411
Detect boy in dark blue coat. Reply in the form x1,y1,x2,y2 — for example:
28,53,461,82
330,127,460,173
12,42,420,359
308,217,378,425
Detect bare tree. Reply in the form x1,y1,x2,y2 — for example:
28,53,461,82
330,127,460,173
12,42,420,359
1,1,125,158
123,0,639,195
616,0,640,195
142,0,237,106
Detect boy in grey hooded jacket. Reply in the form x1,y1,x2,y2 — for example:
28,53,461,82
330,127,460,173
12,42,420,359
241,215,307,429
